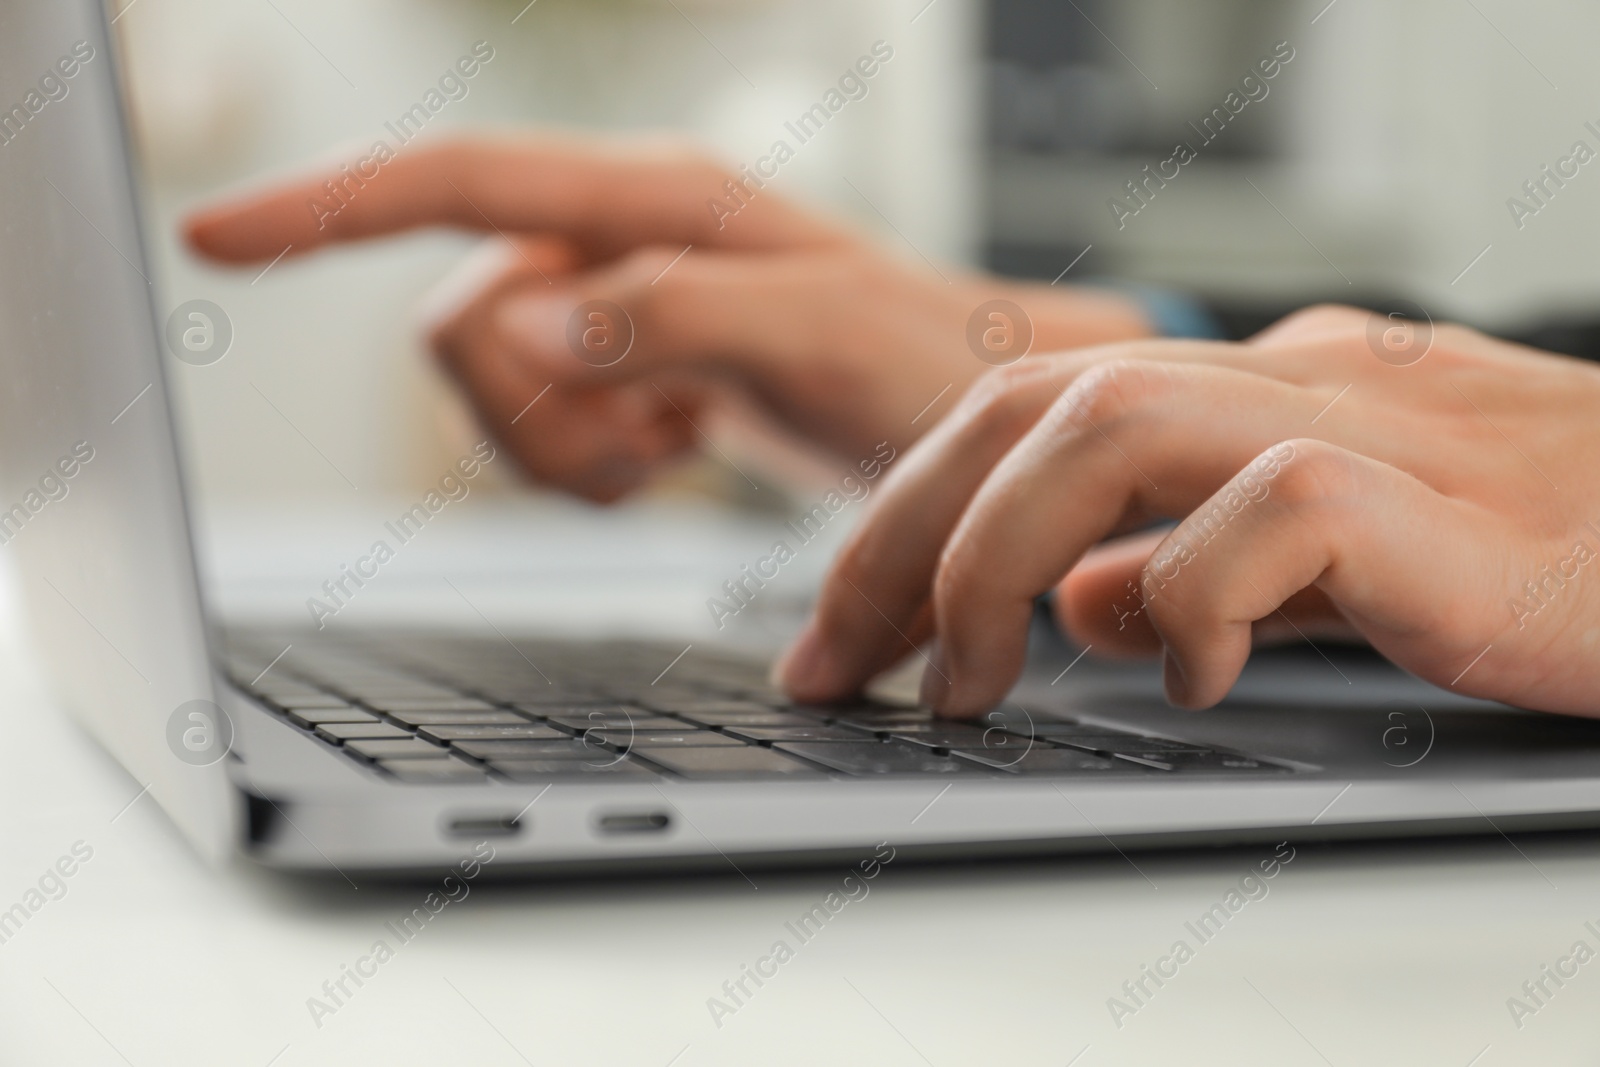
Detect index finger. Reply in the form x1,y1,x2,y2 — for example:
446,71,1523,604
183,134,844,264
775,340,1298,704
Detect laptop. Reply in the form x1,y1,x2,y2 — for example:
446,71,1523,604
8,0,1600,877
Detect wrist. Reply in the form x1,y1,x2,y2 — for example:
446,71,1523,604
993,279,1223,349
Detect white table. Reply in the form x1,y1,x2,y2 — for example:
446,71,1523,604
5,503,1600,1065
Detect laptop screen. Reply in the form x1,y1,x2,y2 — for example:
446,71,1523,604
0,0,233,857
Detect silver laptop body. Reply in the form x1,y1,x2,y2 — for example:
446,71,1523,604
7,0,1600,877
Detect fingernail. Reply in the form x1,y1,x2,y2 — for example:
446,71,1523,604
1161,648,1191,707
919,643,953,712
496,294,576,369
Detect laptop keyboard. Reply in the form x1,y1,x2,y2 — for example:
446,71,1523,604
224,630,1292,784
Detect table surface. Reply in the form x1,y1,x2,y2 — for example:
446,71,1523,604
6,502,1600,1066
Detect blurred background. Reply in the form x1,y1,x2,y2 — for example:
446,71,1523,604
111,0,1600,622
125,0,976,505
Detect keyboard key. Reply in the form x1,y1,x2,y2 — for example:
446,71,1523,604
672,711,824,728
315,722,413,743
379,759,490,783
338,687,465,701
270,695,357,710
248,687,326,703
831,708,937,730
719,685,792,706
955,747,1145,774
1018,721,1152,739
1114,752,1288,773
884,724,1017,750
589,683,658,701
978,713,1122,740
505,693,616,707
527,705,640,721
1051,736,1215,755
308,675,450,689
543,714,685,732
345,738,451,761
364,698,500,712
722,725,877,744
636,697,775,715
287,707,382,728
490,758,660,781
384,709,531,726
454,739,614,761
637,747,826,779
417,724,566,743
773,742,991,776
597,731,744,748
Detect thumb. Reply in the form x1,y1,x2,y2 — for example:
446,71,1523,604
489,245,808,386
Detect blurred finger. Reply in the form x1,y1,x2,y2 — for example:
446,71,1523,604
489,246,853,386
421,237,702,501
184,136,844,265
423,235,570,372
419,234,575,340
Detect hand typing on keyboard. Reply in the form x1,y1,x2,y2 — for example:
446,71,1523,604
778,306,1600,720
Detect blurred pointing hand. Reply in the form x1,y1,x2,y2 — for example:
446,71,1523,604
183,134,1152,502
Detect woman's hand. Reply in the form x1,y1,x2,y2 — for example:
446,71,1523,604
183,134,1152,502
778,305,1600,719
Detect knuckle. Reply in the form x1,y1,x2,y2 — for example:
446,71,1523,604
1270,303,1371,337
954,361,1056,438
1051,359,1169,431
1301,302,1370,324
1257,437,1358,509
967,360,1042,400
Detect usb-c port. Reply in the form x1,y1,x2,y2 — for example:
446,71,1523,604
597,812,670,834
446,815,523,838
